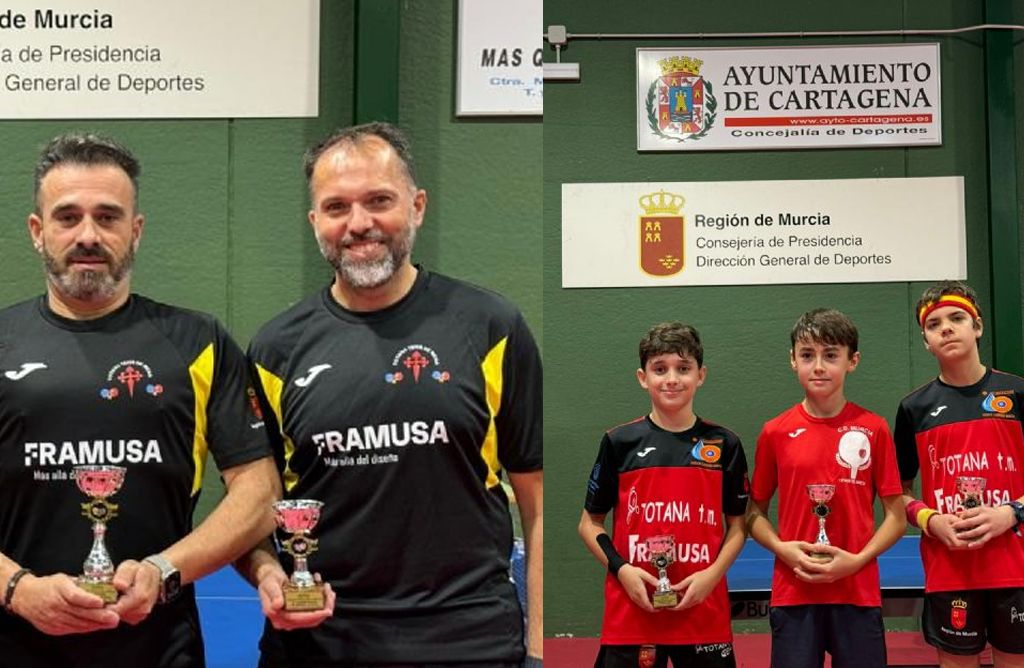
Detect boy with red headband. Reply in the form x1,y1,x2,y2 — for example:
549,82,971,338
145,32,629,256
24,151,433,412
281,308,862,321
747,308,905,668
896,280,1024,668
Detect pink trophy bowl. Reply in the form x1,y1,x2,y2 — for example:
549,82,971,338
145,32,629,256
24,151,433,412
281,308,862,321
273,500,323,532
956,476,986,495
807,484,836,504
956,476,986,509
75,465,126,498
645,534,675,555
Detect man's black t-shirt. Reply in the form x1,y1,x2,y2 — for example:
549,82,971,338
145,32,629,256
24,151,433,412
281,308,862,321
249,269,543,665
0,295,270,667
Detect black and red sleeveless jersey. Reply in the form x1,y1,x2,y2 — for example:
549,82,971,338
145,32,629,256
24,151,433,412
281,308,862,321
585,415,748,645
895,368,1024,592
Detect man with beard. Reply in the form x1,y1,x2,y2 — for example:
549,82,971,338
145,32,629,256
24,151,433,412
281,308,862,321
0,133,280,667
240,122,543,668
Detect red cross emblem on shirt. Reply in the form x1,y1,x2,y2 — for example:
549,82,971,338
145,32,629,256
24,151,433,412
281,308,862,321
117,366,143,397
402,351,430,382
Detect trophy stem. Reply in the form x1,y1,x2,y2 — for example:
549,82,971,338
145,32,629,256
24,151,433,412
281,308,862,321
816,516,829,546
83,522,114,582
290,531,315,588
292,557,311,586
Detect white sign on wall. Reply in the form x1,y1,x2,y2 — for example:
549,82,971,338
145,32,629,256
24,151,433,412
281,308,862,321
0,1,319,118
456,0,542,116
637,44,941,151
562,177,965,288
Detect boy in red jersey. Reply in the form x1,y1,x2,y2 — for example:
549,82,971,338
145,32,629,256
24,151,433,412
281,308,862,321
895,281,1024,668
747,308,905,668
579,323,749,668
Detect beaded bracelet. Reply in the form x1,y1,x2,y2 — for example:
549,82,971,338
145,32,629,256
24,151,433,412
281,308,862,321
4,568,32,613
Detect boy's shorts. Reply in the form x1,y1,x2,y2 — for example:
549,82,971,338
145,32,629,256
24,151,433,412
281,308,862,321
769,604,885,668
595,643,736,668
922,588,1024,655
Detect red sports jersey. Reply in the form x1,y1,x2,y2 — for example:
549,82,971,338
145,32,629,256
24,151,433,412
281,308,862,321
585,416,749,645
752,402,902,607
894,369,1024,592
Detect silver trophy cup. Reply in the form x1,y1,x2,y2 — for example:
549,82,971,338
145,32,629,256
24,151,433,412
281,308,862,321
74,465,126,603
273,499,327,610
645,534,678,609
807,484,836,561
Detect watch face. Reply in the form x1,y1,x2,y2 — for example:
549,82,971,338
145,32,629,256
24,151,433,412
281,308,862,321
164,572,182,603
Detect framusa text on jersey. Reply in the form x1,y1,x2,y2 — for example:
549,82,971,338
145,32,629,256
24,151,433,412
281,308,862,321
24,438,162,466
312,420,451,454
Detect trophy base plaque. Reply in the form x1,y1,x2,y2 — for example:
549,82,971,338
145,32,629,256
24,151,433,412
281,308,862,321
283,584,326,611
651,590,678,609
78,579,118,603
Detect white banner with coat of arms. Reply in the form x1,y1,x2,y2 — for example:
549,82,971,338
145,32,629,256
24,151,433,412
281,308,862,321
561,177,965,288
637,44,941,151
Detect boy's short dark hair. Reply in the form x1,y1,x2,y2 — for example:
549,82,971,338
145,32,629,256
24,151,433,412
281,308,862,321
915,280,981,327
790,308,859,354
639,322,703,369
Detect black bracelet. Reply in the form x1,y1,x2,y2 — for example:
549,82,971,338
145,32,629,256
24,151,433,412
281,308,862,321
522,656,543,668
1001,501,1024,536
4,568,32,613
596,534,627,576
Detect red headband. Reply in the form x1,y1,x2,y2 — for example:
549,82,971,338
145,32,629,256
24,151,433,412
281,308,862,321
918,294,979,327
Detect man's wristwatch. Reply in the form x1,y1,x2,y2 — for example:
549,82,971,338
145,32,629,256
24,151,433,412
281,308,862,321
522,656,542,668
143,554,182,604
1003,501,1024,535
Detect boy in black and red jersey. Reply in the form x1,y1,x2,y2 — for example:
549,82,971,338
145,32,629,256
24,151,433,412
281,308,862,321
895,281,1024,668
579,322,749,668
747,308,905,668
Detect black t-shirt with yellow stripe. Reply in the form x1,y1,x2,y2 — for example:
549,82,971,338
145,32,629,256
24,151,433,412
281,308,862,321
249,269,542,666
0,295,271,668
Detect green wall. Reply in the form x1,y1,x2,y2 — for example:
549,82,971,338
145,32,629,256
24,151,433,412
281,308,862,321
0,2,541,520
544,0,1013,638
